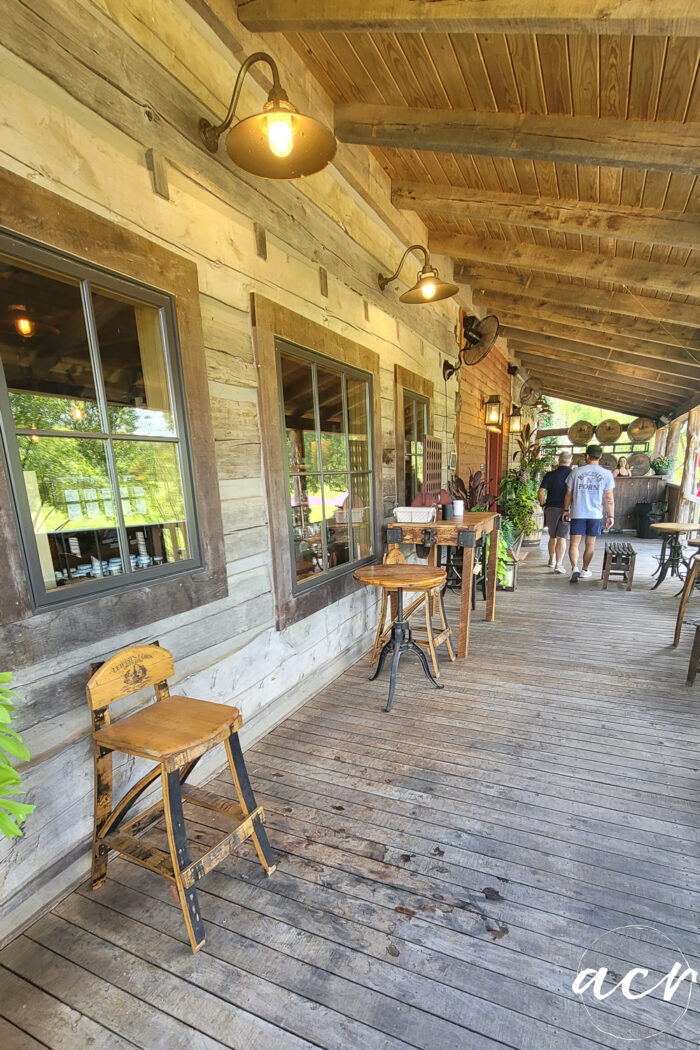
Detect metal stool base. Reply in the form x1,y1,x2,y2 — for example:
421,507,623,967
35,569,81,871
370,617,443,712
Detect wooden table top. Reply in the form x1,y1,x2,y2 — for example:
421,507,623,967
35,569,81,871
392,511,498,536
354,564,447,591
651,522,700,534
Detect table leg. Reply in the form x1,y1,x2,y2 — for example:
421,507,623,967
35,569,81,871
458,541,475,658
485,518,500,622
429,544,438,613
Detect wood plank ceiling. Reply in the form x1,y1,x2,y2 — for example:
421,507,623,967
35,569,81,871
238,2,700,419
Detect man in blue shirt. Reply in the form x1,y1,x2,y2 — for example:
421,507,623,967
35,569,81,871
538,451,572,573
563,444,616,583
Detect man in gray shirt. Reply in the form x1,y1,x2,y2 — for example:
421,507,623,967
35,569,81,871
563,444,615,584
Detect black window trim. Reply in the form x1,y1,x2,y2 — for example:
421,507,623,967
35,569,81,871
0,228,203,612
274,336,376,597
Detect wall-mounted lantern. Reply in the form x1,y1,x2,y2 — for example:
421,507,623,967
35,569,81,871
510,404,522,434
483,394,503,432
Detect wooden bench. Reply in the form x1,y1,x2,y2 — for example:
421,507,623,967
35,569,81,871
601,541,636,590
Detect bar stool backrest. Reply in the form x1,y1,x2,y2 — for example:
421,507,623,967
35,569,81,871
86,643,174,714
384,548,406,565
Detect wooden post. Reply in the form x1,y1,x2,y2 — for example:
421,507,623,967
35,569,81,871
678,406,700,522
666,418,683,474
485,517,500,622
652,426,668,458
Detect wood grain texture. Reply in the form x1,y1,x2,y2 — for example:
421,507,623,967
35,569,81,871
238,0,700,35
336,104,700,174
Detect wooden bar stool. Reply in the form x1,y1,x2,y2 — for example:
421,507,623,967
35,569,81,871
674,540,700,647
86,644,275,953
369,549,454,679
355,564,447,711
601,541,637,590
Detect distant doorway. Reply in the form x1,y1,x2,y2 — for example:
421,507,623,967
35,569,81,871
485,428,503,507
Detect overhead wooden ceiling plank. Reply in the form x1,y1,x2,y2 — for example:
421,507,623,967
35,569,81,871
392,183,700,251
496,313,700,367
335,105,700,175
433,236,700,298
517,354,682,407
236,1,700,36
467,275,700,328
478,292,700,351
537,379,661,417
510,338,700,389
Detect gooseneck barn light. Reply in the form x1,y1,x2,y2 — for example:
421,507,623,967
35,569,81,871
378,244,458,305
199,51,336,179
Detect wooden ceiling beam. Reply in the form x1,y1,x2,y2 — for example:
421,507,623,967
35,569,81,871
467,275,700,328
509,339,699,391
517,355,681,408
237,1,700,35
393,183,700,251
518,359,671,408
479,292,700,351
336,105,700,175
432,236,700,297
496,313,700,368
535,379,660,418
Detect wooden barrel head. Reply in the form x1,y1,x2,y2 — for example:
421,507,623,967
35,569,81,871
567,420,594,445
627,417,656,442
628,452,651,476
600,453,618,470
596,418,622,444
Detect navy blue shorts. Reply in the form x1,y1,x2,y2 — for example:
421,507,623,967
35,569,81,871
570,518,603,537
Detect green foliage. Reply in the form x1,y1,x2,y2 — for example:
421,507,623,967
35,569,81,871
650,455,673,476
499,468,539,534
0,673,33,838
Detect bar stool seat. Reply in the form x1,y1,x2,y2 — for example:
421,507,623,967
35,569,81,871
86,644,275,954
355,564,449,712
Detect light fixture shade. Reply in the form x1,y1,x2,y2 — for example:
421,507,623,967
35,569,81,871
484,394,503,431
225,110,336,179
399,266,459,305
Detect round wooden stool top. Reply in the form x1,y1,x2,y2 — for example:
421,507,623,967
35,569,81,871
651,522,700,534
354,564,446,591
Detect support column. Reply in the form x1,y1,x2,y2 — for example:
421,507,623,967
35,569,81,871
678,406,700,523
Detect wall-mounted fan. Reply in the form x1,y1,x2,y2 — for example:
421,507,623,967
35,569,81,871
520,376,543,406
442,313,500,381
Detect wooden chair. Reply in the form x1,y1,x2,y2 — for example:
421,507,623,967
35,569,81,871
601,541,637,590
86,644,275,953
685,619,700,686
674,541,700,647
370,548,454,677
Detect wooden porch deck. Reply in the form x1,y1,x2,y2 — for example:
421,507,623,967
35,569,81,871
2,538,700,1050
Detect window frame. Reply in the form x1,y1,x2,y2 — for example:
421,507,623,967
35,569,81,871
402,388,430,505
275,338,376,596
0,231,202,610
394,365,434,507
0,166,226,642
252,294,383,631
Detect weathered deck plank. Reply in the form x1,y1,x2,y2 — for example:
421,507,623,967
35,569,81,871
1,537,699,1048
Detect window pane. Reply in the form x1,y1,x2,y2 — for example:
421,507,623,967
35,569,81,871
317,367,346,472
0,260,100,431
289,471,324,582
113,441,189,562
280,354,318,473
347,376,370,472
350,473,372,559
92,291,174,436
324,472,350,568
18,435,117,590
415,400,427,442
404,398,415,443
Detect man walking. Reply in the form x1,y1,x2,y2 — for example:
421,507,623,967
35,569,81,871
563,444,615,583
538,451,572,573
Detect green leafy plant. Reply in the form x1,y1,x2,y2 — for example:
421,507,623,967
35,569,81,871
499,467,539,534
650,455,672,476
0,673,33,838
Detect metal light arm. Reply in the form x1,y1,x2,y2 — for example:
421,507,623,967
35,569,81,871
378,244,431,290
200,51,289,153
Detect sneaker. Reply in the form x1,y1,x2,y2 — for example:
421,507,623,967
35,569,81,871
580,569,593,579
570,569,581,584
554,564,567,574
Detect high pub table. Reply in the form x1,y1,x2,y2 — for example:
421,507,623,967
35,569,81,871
353,563,446,712
650,522,700,589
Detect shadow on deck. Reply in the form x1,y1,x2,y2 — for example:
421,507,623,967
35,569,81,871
2,536,699,1049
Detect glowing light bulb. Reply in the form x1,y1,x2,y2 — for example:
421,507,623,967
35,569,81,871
71,406,84,421
267,113,294,158
15,317,34,338
29,426,39,443
420,281,437,300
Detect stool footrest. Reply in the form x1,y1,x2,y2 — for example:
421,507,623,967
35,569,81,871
100,830,175,881
181,807,265,888
181,784,245,823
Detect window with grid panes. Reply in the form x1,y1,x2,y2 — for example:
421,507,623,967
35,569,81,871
0,234,200,608
276,339,374,588
403,390,430,504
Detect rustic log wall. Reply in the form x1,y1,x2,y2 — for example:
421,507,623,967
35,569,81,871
456,343,513,489
0,0,460,942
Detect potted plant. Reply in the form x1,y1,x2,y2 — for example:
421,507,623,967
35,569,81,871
506,422,556,546
0,673,33,838
650,455,672,477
